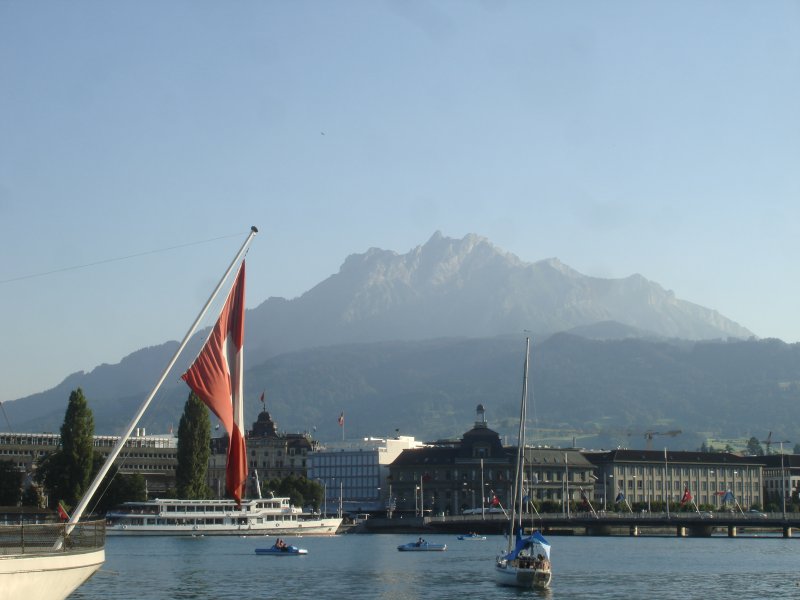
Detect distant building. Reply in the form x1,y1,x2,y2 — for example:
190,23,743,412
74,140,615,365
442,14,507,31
308,435,425,516
209,410,315,498
0,429,178,498
388,405,595,516
585,449,764,510
742,453,799,510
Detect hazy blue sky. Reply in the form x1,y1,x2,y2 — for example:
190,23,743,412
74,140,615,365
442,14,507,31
1,1,798,404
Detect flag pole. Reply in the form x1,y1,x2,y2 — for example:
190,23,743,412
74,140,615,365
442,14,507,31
68,226,258,526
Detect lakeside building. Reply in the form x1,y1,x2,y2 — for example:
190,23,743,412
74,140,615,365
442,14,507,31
308,435,425,516
209,409,315,498
585,450,764,510
743,453,800,510
0,429,178,497
388,405,595,516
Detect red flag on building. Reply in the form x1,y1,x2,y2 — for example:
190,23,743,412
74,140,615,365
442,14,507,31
680,488,692,506
338,412,344,427
181,262,248,505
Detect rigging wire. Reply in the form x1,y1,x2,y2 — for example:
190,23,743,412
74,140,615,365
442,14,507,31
0,401,14,433
0,231,246,285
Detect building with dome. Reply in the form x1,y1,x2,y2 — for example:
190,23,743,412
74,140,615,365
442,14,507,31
208,409,315,498
388,405,595,516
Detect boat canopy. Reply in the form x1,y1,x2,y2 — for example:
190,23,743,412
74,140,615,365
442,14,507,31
504,530,551,561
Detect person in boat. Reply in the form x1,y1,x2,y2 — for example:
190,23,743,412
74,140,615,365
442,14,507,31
417,537,425,546
275,538,286,549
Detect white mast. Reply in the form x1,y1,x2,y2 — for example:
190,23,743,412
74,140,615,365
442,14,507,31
507,336,530,552
68,226,258,526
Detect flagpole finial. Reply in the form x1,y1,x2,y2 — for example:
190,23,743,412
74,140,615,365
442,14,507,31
251,226,259,233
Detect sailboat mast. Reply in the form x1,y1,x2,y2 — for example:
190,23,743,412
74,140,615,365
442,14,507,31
508,336,530,548
68,226,258,525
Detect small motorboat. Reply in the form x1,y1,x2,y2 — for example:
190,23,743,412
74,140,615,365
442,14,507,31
457,533,486,540
397,539,447,552
255,544,308,556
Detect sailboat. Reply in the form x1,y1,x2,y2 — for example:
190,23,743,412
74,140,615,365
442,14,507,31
0,227,259,600
494,337,553,589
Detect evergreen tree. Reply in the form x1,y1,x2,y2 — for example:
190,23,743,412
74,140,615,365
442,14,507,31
746,436,764,456
0,460,22,505
60,388,96,507
38,388,95,509
176,392,212,499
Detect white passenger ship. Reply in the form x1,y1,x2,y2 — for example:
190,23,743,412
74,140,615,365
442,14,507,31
106,497,342,536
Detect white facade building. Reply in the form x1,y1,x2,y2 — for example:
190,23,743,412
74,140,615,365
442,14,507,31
308,436,424,515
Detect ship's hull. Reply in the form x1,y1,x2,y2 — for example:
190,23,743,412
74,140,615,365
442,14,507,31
0,548,105,600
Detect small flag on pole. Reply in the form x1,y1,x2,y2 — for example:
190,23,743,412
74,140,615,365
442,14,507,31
57,501,69,522
338,412,344,427
680,488,692,506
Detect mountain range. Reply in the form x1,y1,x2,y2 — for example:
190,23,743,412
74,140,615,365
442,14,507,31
7,231,794,451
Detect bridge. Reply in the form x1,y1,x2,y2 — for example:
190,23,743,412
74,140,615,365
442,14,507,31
361,511,800,538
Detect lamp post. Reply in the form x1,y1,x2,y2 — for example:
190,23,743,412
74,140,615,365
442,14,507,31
338,480,343,519
318,479,327,517
415,485,420,517
708,470,716,509
419,475,424,517
733,470,739,514
564,452,570,518
604,473,613,511
778,440,791,518
480,458,485,519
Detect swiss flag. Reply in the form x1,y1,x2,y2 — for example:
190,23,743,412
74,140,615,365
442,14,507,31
182,262,248,505
680,488,692,506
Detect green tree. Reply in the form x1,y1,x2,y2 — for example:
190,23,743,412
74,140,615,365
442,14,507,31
746,436,764,456
90,463,147,514
20,483,43,508
262,475,323,510
60,388,96,506
176,392,212,499
0,460,22,505
37,388,96,509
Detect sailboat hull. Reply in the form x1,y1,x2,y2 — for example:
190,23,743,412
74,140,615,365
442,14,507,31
0,548,105,600
0,518,106,600
494,561,551,589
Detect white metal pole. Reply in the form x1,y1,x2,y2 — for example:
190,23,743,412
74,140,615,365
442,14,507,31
68,226,258,526
480,458,485,520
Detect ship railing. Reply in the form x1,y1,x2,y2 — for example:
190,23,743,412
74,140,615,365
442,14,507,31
0,518,105,556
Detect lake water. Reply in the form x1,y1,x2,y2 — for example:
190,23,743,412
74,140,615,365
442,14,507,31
70,533,800,599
